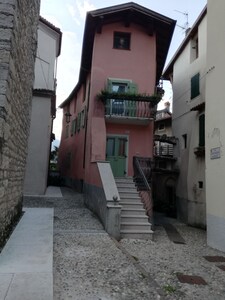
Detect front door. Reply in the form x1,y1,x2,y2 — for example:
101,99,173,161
106,136,128,177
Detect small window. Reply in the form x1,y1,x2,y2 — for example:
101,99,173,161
113,32,130,50
182,134,187,149
191,34,198,61
198,181,203,189
158,123,165,131
191,73,200,99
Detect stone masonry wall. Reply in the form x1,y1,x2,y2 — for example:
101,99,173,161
0,0,40,246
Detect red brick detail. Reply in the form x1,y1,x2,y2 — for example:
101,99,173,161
217,265,225,271
176,274,207,285
204,256,225,262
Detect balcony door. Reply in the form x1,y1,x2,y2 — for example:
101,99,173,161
106,135,128,177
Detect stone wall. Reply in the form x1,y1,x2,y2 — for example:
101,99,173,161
0,0,40,246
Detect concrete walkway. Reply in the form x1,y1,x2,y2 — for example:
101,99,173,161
0,208,54,300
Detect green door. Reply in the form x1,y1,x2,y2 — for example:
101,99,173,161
106,136,127,177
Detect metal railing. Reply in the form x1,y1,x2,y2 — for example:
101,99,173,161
133,156,153,218
105,99,153,118
133,156,151,190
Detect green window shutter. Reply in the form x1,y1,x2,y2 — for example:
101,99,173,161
77,113,81,131
107,79,113,92
199,114,205,147
191,73,200,99
74,118,77,134
128,82,138,94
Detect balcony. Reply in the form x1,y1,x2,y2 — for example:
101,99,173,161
98,91,162,125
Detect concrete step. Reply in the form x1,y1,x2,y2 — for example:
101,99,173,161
121,208,146,216
117,187,137,193
121,215,149,223
115,178,134,184
120,195,141,201
119,190,139,197
116,181,136,187
120,229,153,240
121,222,151,231
120,201,144,209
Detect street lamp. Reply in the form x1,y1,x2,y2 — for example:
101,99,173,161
65,112,72,123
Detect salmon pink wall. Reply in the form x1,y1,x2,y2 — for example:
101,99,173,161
59,21,157,188
106,123,154,176
92,22,156,94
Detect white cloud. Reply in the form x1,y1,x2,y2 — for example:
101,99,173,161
67,4,81,26
76,0,96,20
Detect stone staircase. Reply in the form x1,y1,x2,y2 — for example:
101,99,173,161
115,177,153,240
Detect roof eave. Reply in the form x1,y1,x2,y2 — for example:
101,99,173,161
163,5,207,79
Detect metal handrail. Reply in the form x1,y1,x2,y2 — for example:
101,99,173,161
133,156,151,191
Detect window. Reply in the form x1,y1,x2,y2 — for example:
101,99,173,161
113,32,131,50
191,33,199,61
158,123,165,131
199,114,205,147
106,78,138,116
191,73,200,99
182,134,187,149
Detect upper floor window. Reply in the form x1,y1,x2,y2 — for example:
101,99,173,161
113,32,131,50
191,33,199,62
191,73,200,99
158,123,165,131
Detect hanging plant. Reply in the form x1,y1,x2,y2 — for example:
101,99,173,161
97,90,162,105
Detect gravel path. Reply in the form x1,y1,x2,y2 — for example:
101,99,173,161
24,188,225,300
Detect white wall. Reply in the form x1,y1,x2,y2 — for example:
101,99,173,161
172,15,207,226
34,22,58,90
24,20,59,195
205,0,225,251
24,96,52,195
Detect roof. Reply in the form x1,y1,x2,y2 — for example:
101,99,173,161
163,6,207,79
39,16,62,56
60,2,176,108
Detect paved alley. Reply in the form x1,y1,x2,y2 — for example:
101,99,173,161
2,186,224,300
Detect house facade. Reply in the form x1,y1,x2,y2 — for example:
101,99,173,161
23,17,62,195
58,3,175,237
205,0,225,252
163,7,207,228
0,0,40,246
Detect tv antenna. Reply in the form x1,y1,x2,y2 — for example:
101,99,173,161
175,10,189,33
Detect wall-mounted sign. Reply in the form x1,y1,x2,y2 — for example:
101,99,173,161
210,147,221,159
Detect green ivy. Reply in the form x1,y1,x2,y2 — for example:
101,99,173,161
97,90,162,105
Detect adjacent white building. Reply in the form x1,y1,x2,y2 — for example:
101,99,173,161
205,0,225,252
163,7,207,228
23,17,62,195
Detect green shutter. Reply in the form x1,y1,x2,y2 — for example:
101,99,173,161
107,79,113,92
191,73,200,99
199,114,205,147
128,82,138,94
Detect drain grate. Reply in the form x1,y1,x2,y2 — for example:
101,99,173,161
177,273,207,285
204,256,225,262
217,265,225,271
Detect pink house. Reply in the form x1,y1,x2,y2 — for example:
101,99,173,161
59,3,175,239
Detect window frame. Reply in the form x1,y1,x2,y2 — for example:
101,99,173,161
113,32,131,50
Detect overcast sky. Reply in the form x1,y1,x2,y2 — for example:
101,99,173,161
40,0,207,141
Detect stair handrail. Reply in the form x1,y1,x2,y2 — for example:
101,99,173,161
133,156,153,218
133,156,151,191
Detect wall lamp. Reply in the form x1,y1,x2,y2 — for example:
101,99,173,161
65,112,72,123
